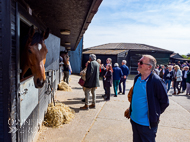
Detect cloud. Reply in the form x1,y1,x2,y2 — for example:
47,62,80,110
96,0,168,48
84,0,190,55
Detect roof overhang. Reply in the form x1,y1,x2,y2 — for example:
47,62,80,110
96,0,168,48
170,57,190,61
83,50,127,55
18,0,102,51
129,49,173,54
86,43,174,53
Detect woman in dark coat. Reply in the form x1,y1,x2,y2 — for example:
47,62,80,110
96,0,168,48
163,65,174,92
103,64,113,101
186,71,190,95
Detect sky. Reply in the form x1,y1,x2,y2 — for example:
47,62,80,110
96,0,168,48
84,0,190,55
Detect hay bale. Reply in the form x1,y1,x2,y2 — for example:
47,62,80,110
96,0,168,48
43,103,75,127
58,81,72,91
69,78,71,82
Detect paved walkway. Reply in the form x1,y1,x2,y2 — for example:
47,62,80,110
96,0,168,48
37,75,190,142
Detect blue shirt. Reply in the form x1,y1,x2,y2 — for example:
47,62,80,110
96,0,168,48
131,76,149,126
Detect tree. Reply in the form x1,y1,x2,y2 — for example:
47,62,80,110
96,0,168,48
181,55,188,59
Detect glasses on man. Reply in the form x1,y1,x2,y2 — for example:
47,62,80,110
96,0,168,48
138,60,151,66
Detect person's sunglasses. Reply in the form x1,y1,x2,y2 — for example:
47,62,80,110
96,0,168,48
138,60,151,66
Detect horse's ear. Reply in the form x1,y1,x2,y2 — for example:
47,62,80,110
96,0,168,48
43,28,49,40
28,25,35,37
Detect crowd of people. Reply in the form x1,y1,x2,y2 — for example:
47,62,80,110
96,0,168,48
60,52,190,103
78,54,169,142
59,51,190,109
154,61,190,95
79,55,129,110
60,52,189,141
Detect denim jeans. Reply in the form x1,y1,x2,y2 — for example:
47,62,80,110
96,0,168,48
130,119,158,142
165,79,171,92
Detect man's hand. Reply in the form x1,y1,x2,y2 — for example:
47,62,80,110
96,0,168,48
124,108,130,119
124,75,126,79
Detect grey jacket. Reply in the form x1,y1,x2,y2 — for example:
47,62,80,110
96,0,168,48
84,60,100,88
175,69,182,82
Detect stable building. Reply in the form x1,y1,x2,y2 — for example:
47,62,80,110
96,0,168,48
0,0,102,142
170,53,190,63
83,43,173,74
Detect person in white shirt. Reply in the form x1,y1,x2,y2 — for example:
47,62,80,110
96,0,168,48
173,65,182,95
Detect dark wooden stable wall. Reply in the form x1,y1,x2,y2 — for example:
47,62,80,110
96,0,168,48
128,50,172,74
1,0,99,141
82,51,127,69
0,0,60,142
0,0,18,142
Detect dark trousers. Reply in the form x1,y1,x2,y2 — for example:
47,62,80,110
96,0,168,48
180,79,187,92
103,80,107,94
174,80,181,93
105,87,110,100
130,119,158,142
63,71,69,84
119,78,126,94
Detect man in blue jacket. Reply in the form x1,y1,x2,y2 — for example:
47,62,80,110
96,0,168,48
124,55,169,142
113,63,123,97
118,60,129,95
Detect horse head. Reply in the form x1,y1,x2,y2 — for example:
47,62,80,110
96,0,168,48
21,25,49,88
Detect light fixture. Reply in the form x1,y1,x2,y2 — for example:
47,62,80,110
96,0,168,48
67,47,71,49
65,42,71,45
60,29,70,35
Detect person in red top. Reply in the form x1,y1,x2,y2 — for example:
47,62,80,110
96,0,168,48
97,59,102,73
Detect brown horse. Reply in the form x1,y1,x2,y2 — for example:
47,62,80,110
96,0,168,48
20,25,49,88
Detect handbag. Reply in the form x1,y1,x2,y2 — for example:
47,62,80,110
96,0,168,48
78,78,85,86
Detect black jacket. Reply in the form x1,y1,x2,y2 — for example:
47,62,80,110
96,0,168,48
163,69,173,80
130,73,169,128
182,70,189,80
103,70,113,87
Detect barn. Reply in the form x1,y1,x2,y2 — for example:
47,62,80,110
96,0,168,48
83,43,173,74
0,0,102,142
170,53,190,63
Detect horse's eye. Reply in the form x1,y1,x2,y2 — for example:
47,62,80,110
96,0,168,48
28,49,32,53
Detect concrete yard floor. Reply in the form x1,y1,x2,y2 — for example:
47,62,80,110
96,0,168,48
37,75,190,142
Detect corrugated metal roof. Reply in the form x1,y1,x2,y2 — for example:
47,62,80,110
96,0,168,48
83,49,127,55
87,43,173,53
